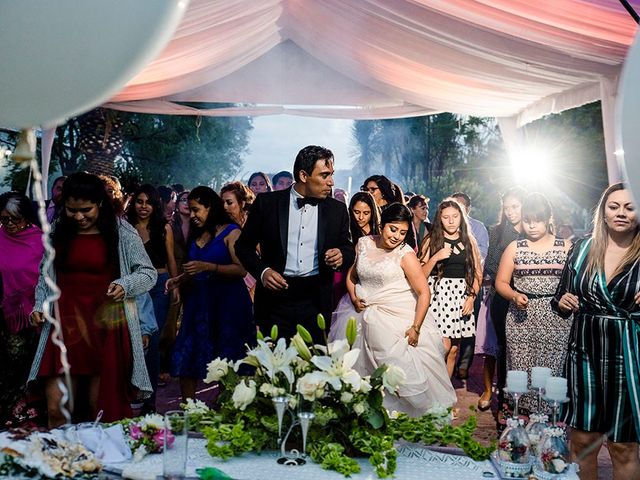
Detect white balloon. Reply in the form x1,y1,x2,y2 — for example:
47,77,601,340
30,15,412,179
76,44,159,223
618,28,640,202
0,0,188,129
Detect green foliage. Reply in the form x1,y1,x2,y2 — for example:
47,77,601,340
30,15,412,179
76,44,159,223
389,412,495,461
118,113,252,188
309,441,361,476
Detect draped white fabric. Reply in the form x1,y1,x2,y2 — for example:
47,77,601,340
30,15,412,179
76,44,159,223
107,0,638,122
100,0,640,182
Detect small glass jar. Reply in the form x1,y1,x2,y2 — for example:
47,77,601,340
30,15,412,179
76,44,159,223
525,413,549,456
537,426,570,475
496,418,533,477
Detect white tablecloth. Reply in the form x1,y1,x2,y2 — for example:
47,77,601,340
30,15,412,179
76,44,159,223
106,439,498,480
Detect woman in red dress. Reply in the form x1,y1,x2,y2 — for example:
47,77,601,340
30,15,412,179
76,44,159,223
29,172,156,427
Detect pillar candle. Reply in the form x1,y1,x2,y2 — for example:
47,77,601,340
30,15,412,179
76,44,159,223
531,367,552,389
545,377,568,401
506,370,528,393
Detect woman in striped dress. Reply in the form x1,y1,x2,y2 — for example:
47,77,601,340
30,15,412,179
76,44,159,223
552,183,640,479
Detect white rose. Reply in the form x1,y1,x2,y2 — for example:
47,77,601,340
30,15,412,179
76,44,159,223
340,392,354,404
259,383,284,398
232,380,256,410
297,372,326,401
140,413,164,430
353,402,366,415
359,378,372,394
551,458,568,473
204,358,230,383
382,365,406,394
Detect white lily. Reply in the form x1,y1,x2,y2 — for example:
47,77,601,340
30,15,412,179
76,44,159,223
247,338,299,385
311,339,361,391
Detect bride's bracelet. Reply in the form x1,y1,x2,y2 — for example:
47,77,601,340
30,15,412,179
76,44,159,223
411,324,421,335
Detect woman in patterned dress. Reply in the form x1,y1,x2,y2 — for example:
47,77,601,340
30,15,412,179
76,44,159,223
420,199,482,377
495,193,571,414
552,183,640,478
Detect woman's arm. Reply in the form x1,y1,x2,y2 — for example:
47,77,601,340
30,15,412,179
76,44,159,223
462,239,483,315
165,224,179,279
495,241,528,309
420,240,451,277
346,250,366,312
402,251,431,345
551,240,580,317
111,224,157,298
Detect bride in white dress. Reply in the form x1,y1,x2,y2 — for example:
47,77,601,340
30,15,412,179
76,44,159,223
330,203,456,416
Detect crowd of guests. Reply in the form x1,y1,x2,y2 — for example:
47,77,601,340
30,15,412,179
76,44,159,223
0,145,638,477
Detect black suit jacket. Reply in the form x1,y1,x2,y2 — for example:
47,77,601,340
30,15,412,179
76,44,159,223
236,187,355,322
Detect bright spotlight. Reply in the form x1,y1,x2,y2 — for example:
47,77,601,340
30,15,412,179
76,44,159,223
510,146,553,184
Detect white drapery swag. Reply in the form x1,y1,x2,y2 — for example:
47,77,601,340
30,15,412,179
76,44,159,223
42,0,640,188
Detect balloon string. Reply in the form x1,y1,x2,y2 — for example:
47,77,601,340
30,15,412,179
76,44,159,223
30,157,74,423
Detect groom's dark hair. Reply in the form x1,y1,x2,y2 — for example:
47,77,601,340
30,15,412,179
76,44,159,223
293,145,333,182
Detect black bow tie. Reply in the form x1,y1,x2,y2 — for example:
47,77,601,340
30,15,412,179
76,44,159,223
297,197,320,209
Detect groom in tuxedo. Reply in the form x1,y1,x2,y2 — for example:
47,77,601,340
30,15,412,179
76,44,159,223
236,145,355,343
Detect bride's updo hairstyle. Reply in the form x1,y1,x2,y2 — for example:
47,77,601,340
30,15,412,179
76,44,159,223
380,202,412,229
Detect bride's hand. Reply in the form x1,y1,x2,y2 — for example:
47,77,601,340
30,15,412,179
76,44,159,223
405,327,419,347
351,296,367,313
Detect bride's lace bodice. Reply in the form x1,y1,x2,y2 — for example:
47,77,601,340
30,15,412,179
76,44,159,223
356,236,413,290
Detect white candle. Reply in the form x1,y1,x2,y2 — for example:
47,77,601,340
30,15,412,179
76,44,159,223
531,367,552,389
506,370,528,393
545,376,568,401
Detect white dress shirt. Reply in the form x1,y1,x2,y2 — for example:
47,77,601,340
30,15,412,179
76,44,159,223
284,186,319,277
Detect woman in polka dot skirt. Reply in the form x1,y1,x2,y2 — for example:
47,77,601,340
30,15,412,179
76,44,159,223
420,198,482,377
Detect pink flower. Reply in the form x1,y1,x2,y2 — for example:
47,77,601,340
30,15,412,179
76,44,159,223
129,424,143,440
153,428,174,450
26,408,38,418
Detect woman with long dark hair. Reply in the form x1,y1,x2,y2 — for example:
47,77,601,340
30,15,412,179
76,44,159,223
474,187,525,411
495,193,571,415
0,192,43,427
329,192,380,335
420,199,482,378
166,186,255,402
29,172,155,427
552,183,640,478
126,184,178,413
361,175,402,210
336,203,455,415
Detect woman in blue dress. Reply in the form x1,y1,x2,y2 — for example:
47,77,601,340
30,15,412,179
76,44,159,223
167,186,255,402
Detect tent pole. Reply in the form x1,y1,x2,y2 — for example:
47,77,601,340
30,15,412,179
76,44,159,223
618,0,640,24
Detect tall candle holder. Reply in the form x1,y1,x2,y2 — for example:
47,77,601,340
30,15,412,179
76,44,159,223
272,395,314,466
543,377,569,427
530,367,552,414
505,370,529,419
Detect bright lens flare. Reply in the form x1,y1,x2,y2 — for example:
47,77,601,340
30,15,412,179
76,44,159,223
510,147,552,184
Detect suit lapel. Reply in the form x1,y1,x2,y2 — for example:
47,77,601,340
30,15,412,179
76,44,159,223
278,189,290,257
317,199,327,256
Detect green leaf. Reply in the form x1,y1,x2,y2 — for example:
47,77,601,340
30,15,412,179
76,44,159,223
366,410,384,429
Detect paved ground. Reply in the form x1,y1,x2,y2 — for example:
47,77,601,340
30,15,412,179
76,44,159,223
155,357,614,479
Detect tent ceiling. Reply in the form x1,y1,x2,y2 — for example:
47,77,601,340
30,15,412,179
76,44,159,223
106,0,639,124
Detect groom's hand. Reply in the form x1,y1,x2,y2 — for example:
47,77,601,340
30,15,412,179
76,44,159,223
262,268,289,291
324,248,343,270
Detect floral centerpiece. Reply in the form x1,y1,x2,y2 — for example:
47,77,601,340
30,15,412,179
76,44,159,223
119,413,174,462
0,431,102,479
187,316,493,478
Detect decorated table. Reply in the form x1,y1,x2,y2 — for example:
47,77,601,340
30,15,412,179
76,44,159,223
103,440,498,480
